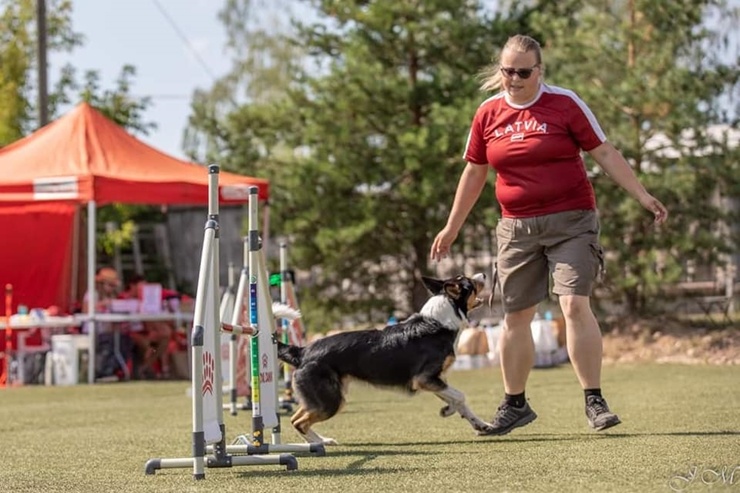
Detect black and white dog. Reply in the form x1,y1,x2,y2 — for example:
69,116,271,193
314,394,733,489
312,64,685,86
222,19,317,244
276,273,494,445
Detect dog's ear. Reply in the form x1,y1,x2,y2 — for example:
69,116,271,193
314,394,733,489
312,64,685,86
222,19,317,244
443,281,462,300
421,276,445,295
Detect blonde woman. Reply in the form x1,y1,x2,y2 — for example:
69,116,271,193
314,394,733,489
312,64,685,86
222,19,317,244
430,34,667,435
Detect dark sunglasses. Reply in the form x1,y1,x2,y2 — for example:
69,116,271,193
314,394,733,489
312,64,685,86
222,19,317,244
500,65,539,79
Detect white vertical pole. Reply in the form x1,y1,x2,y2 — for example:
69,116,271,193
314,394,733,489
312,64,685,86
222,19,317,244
87,200,97,384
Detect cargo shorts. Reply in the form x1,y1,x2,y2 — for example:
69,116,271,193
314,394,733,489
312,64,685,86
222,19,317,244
494,209,605,313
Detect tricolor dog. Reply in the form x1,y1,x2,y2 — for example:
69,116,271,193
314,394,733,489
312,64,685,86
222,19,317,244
276,273,494,444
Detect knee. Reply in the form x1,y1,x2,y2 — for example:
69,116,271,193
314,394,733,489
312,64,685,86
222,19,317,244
504,307,537,330
559,295,592,320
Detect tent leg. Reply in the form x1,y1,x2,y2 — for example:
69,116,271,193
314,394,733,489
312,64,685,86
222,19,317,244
87,200,97,385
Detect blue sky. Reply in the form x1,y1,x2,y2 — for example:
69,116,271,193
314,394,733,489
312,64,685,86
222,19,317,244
51,0,738,162
53,0,232,160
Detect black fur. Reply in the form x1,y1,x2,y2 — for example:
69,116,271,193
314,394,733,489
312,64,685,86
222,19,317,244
276,273,492,443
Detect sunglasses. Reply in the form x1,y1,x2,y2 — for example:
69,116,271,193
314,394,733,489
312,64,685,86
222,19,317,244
500,65,539,79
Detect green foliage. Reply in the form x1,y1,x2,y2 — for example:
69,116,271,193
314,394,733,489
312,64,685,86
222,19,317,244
187,0,524,326
531,0,740,313
0,0,159,261
0,0,154,138
187,0,739,320
0,0,82,145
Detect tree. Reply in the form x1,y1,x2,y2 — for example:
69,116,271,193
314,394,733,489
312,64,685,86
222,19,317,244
0,0,158,277
529,0,740,314
0,0,154,140
186,0,534,327
183,0,302,172
0,0,82,144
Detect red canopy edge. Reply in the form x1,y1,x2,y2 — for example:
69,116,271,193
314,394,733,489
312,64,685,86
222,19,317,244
0,102,269,205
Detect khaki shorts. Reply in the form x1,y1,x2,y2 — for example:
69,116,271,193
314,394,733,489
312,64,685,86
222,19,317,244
494,209,604,313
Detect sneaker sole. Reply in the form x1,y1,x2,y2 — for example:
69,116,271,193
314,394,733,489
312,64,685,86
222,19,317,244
478,412,538,436
589,416,622,431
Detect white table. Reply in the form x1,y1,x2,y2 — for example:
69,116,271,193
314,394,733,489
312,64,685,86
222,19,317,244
0,316,78,330
1,316,79,384
1,312,193,384
77,312,195,382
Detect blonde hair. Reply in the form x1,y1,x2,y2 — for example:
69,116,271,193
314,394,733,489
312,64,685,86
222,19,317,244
478,34,543,92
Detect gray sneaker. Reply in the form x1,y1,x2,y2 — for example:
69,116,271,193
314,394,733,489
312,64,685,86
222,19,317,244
478,401,537,436
586,395,621,431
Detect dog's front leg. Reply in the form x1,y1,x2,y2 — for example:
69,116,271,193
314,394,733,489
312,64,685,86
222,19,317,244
435,386,494,434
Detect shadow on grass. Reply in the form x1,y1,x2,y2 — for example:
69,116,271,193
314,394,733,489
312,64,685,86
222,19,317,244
233,465,418,479
346,430,740,447
599,430,740,438
348,436,586,447
324,448,431,458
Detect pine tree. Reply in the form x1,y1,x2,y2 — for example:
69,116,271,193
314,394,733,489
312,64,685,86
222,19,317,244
531,0,740,314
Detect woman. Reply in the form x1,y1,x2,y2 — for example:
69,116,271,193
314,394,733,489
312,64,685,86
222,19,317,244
430,34,668,435
81,266,131,380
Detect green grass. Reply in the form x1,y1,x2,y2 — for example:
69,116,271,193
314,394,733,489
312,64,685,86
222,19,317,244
1,364,738,493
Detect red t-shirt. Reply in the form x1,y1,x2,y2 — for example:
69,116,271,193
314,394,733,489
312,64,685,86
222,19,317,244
463,83,606,218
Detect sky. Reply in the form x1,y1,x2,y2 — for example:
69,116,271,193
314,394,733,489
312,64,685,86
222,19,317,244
51,0,738,163
52,0,233,160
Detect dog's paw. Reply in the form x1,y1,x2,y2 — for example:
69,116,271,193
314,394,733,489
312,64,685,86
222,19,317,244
474,422,496,435
439,405,456,418
321,437,338,446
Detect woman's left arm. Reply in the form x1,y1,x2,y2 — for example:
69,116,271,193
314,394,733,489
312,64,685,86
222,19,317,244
588,141,668,224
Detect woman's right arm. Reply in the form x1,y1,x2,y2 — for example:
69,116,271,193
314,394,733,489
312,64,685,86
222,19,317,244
430,162,489,260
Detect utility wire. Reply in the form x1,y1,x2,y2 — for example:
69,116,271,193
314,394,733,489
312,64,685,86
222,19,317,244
150,0,219,82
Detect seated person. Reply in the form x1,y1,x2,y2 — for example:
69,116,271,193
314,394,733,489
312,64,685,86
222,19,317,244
81,266,133,380
120,275,174,379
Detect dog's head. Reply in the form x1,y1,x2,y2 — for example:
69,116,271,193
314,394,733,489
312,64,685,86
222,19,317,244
420,273,486,329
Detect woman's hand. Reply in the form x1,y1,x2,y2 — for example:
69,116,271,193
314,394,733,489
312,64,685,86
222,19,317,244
430,226,459,261
638,193,668,225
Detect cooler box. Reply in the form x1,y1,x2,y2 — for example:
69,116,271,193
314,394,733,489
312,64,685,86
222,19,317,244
50,334,90,385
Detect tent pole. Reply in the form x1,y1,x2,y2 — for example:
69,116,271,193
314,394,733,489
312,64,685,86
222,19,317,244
70,207,80,311
87,200,97,384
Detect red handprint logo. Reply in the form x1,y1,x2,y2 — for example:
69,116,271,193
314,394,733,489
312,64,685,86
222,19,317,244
202,351,215,396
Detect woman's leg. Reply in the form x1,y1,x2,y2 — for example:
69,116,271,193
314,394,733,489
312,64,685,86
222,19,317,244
499,305,537,394
559,294,621,430
479,305,539,436
558,294,601,389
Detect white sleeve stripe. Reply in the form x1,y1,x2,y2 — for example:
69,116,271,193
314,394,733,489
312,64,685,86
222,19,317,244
463,93,505,161
543,84,607,142
462,127,473,160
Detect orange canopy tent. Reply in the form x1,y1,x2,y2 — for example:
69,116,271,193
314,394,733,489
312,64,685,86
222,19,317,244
0,102,269,316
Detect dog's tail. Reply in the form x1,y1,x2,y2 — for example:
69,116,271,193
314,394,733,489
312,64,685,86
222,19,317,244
272,302,301,321
271,302,303,366
276,341,304,367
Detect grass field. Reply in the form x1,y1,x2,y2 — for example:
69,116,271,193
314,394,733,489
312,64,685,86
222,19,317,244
1,363,738,493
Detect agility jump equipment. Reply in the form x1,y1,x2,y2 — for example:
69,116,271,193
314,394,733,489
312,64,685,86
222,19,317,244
278,241,306,406
222,241,306,415
222,260,252,413
144,166,296,478
206,187,324,458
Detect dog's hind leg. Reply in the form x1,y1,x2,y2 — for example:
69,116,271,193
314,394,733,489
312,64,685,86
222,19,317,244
290,405,339,446
290,364,345,445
